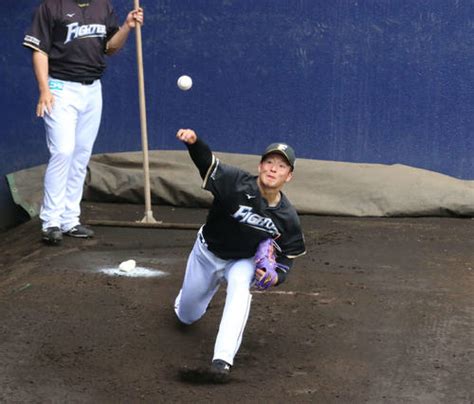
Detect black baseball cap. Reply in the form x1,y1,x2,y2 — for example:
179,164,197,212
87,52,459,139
261,143,296,170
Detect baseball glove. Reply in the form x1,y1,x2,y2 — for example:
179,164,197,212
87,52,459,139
254,238,288,290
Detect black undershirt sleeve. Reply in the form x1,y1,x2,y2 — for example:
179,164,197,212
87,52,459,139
275,256,293,285
186,138,213,179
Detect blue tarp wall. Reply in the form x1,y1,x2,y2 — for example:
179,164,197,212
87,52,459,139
1,0,473,229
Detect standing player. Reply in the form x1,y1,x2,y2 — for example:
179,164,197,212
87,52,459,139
23,0,144,245
175,128,306,382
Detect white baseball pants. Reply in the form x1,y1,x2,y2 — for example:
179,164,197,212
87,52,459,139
40,78,102,231
175,230,254,366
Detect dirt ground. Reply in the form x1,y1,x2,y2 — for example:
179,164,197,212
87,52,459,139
0,203,473,403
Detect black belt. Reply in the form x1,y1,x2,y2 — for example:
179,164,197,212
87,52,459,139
51,77,96,85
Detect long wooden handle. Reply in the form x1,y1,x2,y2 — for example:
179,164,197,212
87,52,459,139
88,219,200,230
134,0,156,223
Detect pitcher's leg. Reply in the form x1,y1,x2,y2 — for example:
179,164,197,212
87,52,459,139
213,258,255,366
175,236,227,324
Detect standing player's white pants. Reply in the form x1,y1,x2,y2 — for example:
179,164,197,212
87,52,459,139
40,78,102,231
175,230,254,366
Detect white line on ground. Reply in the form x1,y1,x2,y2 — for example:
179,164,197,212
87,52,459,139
252,290,320,297
98,267,168,278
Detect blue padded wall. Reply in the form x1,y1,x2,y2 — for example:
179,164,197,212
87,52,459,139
1,0,473,228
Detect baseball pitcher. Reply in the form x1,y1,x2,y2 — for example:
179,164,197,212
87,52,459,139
175,128,306,383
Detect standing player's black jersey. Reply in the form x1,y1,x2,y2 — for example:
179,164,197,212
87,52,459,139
186,139,306,277
23,0,120,82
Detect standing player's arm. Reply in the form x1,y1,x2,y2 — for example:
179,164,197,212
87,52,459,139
32,51,53,118
106,8,143,55
176,129,213,179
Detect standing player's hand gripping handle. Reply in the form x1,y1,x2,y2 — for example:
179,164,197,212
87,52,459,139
177,129,198,145
125,7,144,28
106,7,144,55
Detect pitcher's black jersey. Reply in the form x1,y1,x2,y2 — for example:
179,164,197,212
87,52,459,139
23,0,120,82
202,158,306,261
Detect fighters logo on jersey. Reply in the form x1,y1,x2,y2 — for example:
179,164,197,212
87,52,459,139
232,205,280,237
64,22,107,44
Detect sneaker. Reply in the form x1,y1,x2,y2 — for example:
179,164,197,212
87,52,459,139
209,359,231,382
63,225,95,238
42,226,63,245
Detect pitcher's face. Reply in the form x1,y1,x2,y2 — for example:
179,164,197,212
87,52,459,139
258,153,293,190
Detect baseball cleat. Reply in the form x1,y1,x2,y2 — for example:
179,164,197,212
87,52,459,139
178,359,231,384
42,226,63,245
210,359,231,381
63,225,95,238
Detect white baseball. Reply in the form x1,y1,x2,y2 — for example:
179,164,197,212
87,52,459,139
119,259,136,272
177,75,193,91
